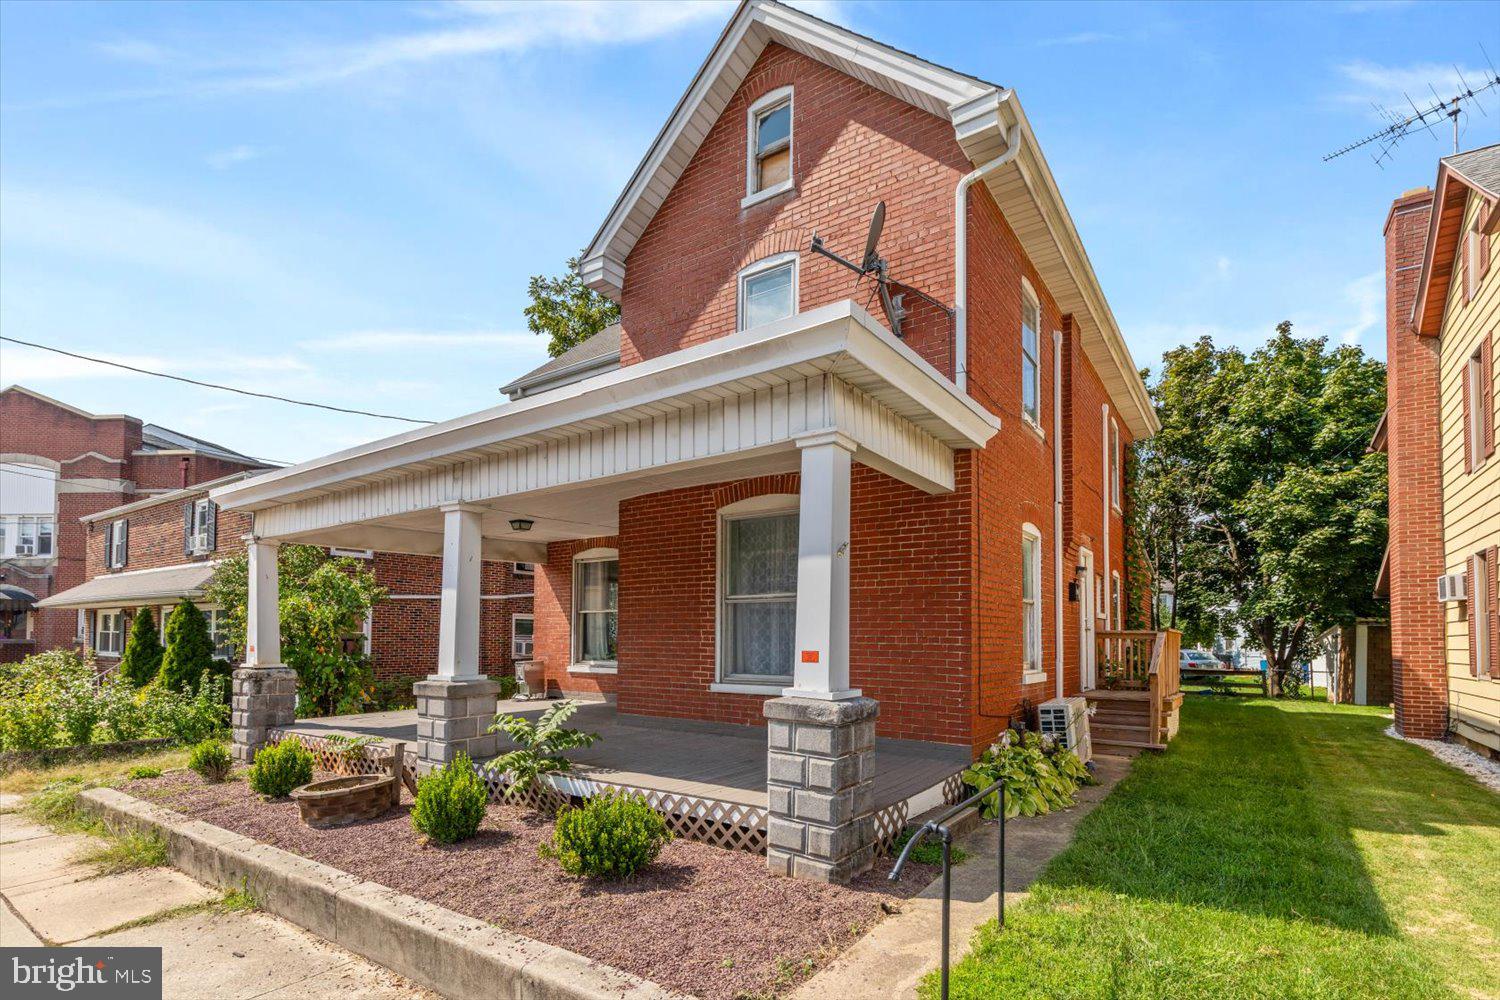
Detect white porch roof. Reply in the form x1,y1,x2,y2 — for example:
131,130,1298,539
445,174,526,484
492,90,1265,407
211,301,999,553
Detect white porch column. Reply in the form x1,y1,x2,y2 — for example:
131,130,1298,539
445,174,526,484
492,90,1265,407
434,503,484,680
232,535,295,763
244,536,282,667
785,431,859,701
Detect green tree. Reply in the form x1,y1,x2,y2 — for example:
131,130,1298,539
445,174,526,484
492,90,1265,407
118,607,164,687
204,545,386,717
1137,323,1387,694
159,601,215,693
524,254,619,358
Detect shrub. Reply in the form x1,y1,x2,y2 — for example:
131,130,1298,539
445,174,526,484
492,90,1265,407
159,601,216,693
0,648,93,700
189,739,234,782
56,676,105,746
485,700,599,801
541,792,671,879
248,740,313,798
119,608,164,687
411,753,488,844
100,678,150,742
127,766,162,780
0,687,60,752
961,730,1093,820
145,673,228,745
495,673,519,701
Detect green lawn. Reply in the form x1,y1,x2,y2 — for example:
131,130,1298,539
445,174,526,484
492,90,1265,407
933,697,1500,999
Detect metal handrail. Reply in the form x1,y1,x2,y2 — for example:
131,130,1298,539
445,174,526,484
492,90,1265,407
888,778,1005,1000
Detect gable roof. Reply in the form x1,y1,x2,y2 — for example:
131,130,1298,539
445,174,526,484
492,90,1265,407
577,0,1157,438
1412,142,1500,337
500,325,622,400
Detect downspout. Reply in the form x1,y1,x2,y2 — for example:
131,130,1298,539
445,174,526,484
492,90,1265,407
953,124,1021,393
1053,329,1065,701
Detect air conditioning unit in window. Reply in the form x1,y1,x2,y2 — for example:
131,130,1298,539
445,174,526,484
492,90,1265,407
1038,696,1091,765
1437,572,1468,603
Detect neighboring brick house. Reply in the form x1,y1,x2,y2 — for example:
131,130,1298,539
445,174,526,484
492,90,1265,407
1377,142,1500,757
212,1,1159,882
35,475,535,685
0,385,268,662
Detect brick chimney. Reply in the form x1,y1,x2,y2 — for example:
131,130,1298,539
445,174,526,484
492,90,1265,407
1383,186,1447,738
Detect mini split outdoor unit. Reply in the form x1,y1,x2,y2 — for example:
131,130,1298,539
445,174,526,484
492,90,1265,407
1038,696,1092,765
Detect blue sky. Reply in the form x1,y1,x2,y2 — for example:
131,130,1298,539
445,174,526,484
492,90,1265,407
2,0,1496,464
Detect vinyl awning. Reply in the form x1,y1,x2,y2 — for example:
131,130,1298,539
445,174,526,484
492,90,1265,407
34,563,217,610
0,585,37,614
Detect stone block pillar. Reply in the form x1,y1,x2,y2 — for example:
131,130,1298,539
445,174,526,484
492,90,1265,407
764,696,878,883
414,678,500,773
232,537,295,763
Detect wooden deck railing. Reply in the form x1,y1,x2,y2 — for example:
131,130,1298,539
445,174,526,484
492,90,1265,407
1097,628,1183,748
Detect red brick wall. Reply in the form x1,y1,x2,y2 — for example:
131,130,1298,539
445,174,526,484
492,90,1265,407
87,499,252,577
536,537,621,699
1384,189,1447,738
618,43,966,376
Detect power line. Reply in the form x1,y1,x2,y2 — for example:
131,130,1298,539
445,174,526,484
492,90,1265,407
1,464,176,497
1,336,437,425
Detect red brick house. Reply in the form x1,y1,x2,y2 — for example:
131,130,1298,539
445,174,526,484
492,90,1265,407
34,473,535,688
214,1,1160,881
0,385,267,662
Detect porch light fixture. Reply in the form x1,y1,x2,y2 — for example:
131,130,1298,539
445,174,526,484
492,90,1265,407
509,518,534,532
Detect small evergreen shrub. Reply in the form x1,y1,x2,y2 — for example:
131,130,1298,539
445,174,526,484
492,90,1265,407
248,740,313,798
541,792,671,879
189,739,234,782
411,753,488,844
127,766,162,780
119,608,164,687
159,601,215,693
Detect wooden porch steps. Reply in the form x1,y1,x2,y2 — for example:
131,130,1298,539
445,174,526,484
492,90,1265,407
1083,689,1169,753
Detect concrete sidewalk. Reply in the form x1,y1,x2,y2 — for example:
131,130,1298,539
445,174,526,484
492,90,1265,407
795,753,1134,1000
0,793,436,1000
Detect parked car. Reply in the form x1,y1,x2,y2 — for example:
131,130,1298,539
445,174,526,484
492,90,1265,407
1179,649,1222,672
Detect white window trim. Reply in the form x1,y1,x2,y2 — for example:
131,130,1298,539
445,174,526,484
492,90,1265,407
743,85,794,208
1021,522,1045,682
716,493,800,688
1467,344,1487,469
76,609,87,641
736,252,799,332
1111,570,1123,628
571,547,618,669
110,518,127,569
95,607,123,657
1110,417,1123,511
1475,551,1492,676
189,498,212,555
512,562,535,576
1020,277,1043,433
329,547,373,560
511,612,534,660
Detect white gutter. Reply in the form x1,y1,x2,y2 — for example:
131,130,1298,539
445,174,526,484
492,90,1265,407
953,124,1021,393
1053,329,1065,701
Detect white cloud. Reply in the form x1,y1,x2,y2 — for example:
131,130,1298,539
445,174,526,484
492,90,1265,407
300,330,539,352
205,144,265,169
1335,60,1493,113
1333,271,1383,346
1038,31,1118,47
0,341,310,383
94,39,173,65
1215,256,1232,279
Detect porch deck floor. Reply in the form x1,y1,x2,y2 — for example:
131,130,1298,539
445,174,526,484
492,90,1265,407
282,700,969,811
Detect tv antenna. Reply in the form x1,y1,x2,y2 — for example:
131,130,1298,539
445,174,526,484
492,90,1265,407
1324,53,1500,166
810,201,952,339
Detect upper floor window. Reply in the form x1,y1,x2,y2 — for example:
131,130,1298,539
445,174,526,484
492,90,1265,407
10,516,54,558
1464,334,1495,471
719,497,799,685
738,253,798,331
1021,524,1043,677
1465,199,1491,303
106,518,128,570
1110,418,1123,510
744,87,793,206
187,498,215,555
1021,280,1041,427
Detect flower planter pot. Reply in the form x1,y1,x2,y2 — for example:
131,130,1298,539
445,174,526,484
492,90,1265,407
290,774,397,828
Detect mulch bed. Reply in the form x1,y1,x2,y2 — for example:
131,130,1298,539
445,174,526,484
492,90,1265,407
120,769,938,999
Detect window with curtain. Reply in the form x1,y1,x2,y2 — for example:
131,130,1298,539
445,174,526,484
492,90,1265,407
1022,527,1042,675
573,555,618,663
720,510,798,682
1021,285,1041,426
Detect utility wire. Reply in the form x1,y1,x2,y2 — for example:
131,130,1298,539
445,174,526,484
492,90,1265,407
0,465,185,496
0,336,437,425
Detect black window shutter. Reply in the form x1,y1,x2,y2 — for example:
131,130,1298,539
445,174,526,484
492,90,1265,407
184,502,194,556
103,522,114,569
206,502,217,551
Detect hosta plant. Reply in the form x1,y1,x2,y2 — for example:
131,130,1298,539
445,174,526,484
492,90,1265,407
961,729,1093,820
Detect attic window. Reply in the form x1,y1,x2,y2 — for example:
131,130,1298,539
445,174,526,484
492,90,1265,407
744,87,793,207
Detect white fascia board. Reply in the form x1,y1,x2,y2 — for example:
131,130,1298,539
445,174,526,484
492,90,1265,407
212,300,1000,513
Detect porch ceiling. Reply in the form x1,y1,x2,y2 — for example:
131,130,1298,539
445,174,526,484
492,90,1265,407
214,301,1000,545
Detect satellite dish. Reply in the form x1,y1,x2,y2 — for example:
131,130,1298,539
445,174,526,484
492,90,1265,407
859,201,886,273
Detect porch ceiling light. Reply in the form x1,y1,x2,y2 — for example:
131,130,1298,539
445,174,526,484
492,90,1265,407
509,518,534,532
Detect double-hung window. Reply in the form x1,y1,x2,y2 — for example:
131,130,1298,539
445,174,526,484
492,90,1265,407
719,504,798,683
108,518,128,569
1021,525,1043,677
96,609,123,656
738,253,797,331
1465,336,1494,471
572,553,618,665
512,614,534,659
188,499,213,554
203,607,234,660
1021,282,1041,427
745,87,792,205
